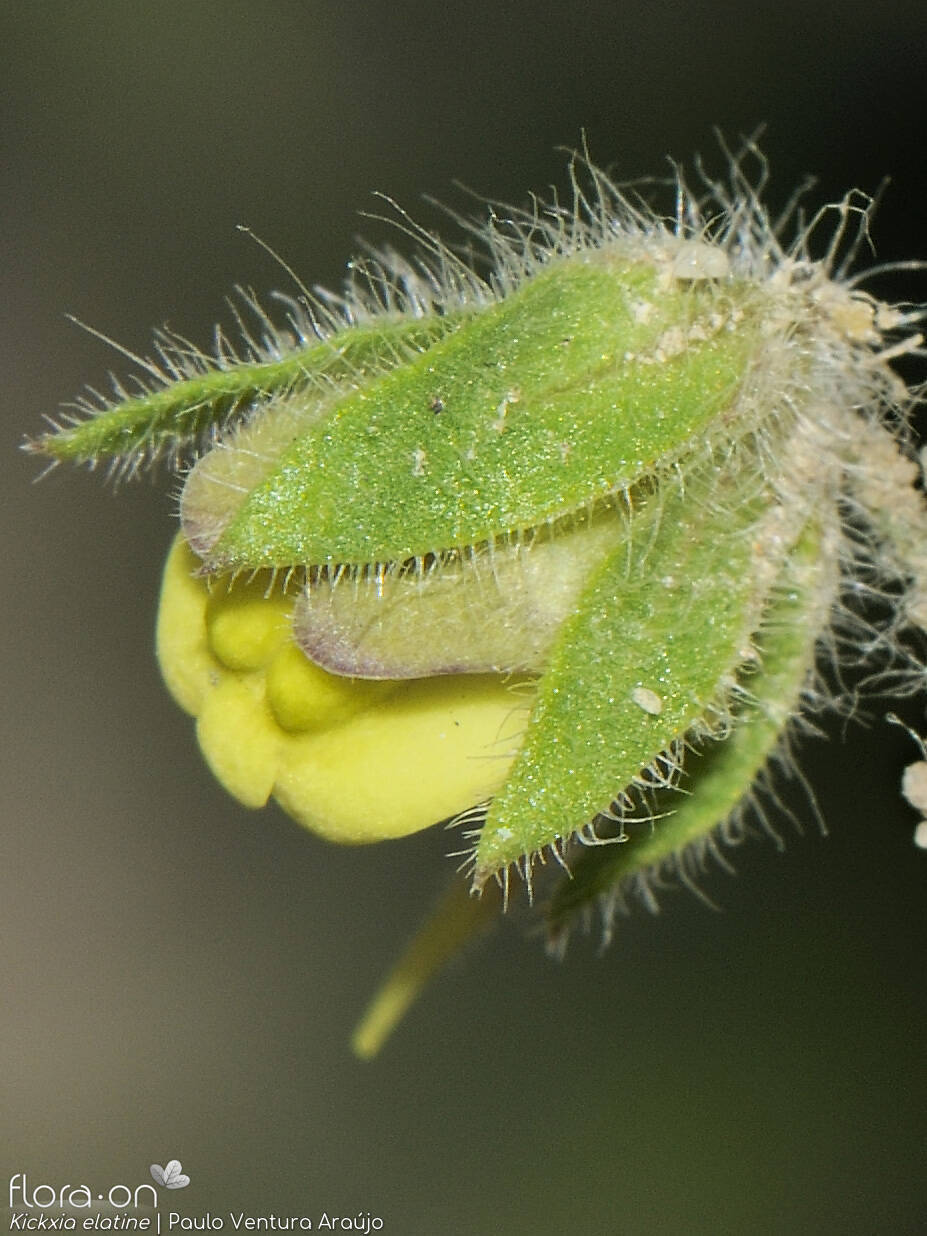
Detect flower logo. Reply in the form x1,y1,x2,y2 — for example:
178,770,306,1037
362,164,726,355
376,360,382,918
150,1161,190,1189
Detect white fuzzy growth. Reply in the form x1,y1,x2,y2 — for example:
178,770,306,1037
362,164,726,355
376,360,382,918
901,761,927,814
670,240,731,281
631,686,663,715
886,715,927,845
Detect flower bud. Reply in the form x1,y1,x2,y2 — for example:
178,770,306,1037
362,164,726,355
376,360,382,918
29,145,927,1050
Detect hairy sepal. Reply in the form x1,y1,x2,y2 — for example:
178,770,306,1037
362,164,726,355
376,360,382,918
544,520,837,947
182,255,759,571
29,315,463,476
292,505,626,678
470,446,794,888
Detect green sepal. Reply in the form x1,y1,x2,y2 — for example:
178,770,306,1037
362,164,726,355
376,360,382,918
292,506,625,678
471,451,781,886
544,522,834,943
188,256,759,570
28,314,464,471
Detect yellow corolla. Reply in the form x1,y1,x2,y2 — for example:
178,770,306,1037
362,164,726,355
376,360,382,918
156,534,530,844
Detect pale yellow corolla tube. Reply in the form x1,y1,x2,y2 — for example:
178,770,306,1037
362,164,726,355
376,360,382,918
156,535,529,843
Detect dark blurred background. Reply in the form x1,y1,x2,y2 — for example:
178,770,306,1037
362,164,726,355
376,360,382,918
3,2,926,1232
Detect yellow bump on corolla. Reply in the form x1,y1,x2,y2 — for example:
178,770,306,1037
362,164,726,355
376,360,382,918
156,533,530,843
265,643,395,732
206,582,293,671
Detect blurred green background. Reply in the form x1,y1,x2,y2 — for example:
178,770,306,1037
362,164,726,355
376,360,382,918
3,2,926,1232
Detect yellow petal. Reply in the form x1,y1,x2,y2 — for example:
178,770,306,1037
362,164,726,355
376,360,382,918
273,674,528,843
196,676,278,808
155,536,214,715
156,533,534,842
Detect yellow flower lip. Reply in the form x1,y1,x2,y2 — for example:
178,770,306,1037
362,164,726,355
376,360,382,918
156,534,532,843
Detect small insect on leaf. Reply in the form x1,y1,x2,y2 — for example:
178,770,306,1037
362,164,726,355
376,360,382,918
30,138,927,1053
